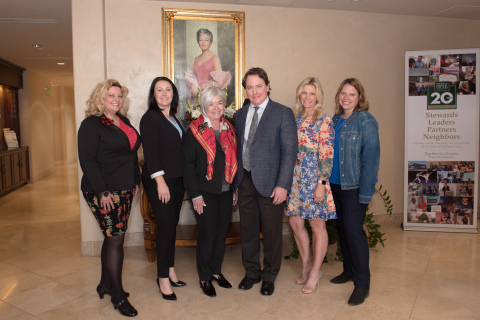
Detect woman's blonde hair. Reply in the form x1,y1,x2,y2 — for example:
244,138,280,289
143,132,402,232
293,77,324,119
85,79,129,117
334,78,369,115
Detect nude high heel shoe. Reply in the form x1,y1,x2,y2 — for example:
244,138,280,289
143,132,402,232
302,271,322,294
295,265,312,285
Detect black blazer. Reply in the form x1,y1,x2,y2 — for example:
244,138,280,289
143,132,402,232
140,109,185,180
78,114,141,194
182,128,228,198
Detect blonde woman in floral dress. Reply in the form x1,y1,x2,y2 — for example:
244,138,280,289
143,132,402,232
285,77,336,294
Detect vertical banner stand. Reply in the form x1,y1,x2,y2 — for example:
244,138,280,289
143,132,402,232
404,48,479,233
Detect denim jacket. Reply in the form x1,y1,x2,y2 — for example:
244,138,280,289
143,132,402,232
332,110,380,204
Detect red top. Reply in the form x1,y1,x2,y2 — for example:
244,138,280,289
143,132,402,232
118,118,137,150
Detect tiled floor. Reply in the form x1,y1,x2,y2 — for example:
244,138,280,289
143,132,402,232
0,164,479,319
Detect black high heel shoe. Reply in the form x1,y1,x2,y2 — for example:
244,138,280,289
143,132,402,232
169,278,187,287
111,297,138,317
96,284,129,299
156,278,177,301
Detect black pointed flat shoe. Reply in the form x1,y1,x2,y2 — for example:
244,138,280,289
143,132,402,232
111,297,138,317
157,278,177,301
200,280,216,297
211,273,232,289
97,284,129,299
169,278,187,287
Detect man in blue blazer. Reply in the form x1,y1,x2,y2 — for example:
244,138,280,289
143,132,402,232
233,68,297,295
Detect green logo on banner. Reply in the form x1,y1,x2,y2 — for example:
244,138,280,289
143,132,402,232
427,82,457,110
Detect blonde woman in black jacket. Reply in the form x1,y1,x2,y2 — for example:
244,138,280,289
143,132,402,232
78,79,140,317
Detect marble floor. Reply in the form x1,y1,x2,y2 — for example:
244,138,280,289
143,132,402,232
0,164,479,320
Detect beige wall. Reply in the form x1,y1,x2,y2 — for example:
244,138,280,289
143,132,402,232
73,0,480,254
52,86,77,166
17,73,76,185
64,87,77,164
19,71,55,182
51,86,65,165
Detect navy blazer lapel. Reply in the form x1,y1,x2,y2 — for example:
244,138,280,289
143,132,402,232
236,105,248,148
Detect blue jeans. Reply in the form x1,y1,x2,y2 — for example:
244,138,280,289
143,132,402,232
331,183,370,288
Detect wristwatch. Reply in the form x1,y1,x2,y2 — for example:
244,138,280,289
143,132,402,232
318,180,327,185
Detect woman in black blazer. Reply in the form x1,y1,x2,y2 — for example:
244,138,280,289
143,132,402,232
78,79,140,317
182,86,238,298
140,77,186,301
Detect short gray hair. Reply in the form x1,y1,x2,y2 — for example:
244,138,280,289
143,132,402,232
200,86,226,116
197,28,213,43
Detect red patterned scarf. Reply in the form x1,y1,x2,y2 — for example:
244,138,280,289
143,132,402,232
190,114,237,183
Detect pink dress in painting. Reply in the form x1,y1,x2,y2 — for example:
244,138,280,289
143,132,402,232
184,56,231,105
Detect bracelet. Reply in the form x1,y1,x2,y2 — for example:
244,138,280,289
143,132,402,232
97,191,111,199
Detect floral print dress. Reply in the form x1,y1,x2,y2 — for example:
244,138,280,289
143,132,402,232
285,114,336,220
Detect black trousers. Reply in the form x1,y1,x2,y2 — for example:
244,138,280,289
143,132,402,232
142,176,184,278
238,170,284,282
330,183,370,289
195,190,233,281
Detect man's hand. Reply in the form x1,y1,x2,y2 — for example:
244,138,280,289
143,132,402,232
270,186,288,205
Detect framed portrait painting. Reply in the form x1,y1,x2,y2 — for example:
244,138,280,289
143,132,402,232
162,8,245,117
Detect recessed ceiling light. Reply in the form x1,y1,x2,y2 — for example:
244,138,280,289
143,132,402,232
32,44,41,48
57,62,65,65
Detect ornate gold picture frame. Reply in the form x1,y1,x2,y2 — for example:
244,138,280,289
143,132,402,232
162,8,245,112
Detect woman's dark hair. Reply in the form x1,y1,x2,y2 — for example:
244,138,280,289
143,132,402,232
147,76,179,115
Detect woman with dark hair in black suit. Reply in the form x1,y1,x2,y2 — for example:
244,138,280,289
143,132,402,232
78,79,140,317
140,77,186,301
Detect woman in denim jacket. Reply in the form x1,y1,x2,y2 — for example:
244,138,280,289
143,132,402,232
329,78,380,306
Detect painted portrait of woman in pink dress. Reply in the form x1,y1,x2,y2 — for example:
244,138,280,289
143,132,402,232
184,29,232,105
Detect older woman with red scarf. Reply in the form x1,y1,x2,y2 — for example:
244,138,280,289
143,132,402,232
182,86,238,298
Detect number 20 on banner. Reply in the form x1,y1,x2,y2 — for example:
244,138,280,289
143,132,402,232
427,82,457,110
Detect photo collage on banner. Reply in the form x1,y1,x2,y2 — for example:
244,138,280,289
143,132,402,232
408,53,476,98
405,49,478,232
407,161,474,225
